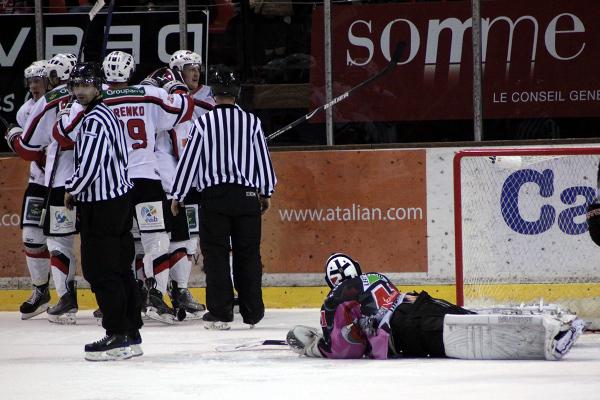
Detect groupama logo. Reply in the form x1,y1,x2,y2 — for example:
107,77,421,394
500,169,594,235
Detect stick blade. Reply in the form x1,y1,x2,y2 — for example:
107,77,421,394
89,0,106,20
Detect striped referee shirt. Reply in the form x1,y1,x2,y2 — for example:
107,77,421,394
65,98,133,202
170,103,276,201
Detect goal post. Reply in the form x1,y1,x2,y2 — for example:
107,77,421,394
453,147,600,328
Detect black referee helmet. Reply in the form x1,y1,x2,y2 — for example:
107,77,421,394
208,64,240,98
68,62,103,91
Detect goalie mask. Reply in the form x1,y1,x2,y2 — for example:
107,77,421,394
587,202,600,247
103,51,135,83
208,64,240,98
324,253,362,289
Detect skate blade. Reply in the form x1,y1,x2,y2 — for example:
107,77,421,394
203,320,231,330
145,308,176,325
47,311,77,325
20,303,50,320
85,346,133,361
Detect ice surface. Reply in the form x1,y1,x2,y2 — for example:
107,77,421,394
0,309,599,400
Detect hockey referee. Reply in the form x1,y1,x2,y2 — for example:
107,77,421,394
62,63,143,361
170,65,277,329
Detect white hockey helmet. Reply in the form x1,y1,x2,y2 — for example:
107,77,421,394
24,60,47,78
324,253,362,289
103,51,136,83
169,50,202,70
47,53,76,81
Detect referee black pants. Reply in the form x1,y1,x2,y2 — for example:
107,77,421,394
79,192,143,335
198,184,264,324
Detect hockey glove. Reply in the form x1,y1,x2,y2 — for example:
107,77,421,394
5,124,22,152
141,67,188,94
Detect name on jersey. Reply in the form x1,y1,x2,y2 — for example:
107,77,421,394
113,105,146,118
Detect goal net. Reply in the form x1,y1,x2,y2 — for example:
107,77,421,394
454,147,600,329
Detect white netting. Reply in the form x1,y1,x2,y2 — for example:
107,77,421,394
456,148,600,328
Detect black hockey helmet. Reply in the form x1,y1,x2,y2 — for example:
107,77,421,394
587,202,600,246
324,253,362,289
68,62,103,91
208,64,240,98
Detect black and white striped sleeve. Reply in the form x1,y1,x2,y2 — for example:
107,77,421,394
253,119,277,197
170,119,205,201
65,118,108,196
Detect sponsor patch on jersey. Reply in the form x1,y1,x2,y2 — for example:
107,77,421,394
103,87,146,98
135,201,166,231
45,88,69,102
185,204,199,234
49,205,77,235
22,196,44,225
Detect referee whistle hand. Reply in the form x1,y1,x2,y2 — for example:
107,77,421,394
64,192,75,210
171,199,180,216
259,196,270,215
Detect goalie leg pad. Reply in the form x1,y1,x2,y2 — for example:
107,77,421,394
443,313,581,360
286,325,323,358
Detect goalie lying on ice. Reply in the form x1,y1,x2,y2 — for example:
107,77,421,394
286,253,585,361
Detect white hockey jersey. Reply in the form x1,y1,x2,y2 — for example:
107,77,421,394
16,98,44,185
155,84,213,196
16,85,74,188
102,85,194,180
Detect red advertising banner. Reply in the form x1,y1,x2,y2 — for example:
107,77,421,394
310,0,600,121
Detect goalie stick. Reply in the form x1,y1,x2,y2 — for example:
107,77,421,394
266,41,406,142
215,339,288,352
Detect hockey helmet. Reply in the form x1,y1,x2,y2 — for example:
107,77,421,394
47,53,77,81
170,50,202,70
324,253,362,289
208,64,240,98
68,62,103,91
24,60,47,86
587,202,600,247
103,51,136,83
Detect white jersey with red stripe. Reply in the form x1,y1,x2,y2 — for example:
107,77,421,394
103,84,194,180
16,98,44,185
155,86,213,196
191,84,215,119
17,84,74,188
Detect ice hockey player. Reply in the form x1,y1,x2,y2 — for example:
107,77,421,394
5,60,51,319
155,50,214,320
287,253,585,360
7,53,80,324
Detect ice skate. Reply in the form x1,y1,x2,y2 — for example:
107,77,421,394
145,278,176,324
168,281,206,321
47,280,77,325
84,334,132,362
129,330,143,357
202,312,231,330
20,283,51,320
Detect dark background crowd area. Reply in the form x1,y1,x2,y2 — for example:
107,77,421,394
1,0,599,147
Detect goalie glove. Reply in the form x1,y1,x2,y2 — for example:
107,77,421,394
5,123,22,152
286,325,323,358
141,67,188,94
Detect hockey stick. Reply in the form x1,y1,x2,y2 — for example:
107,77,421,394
100,0,116,60
266,41,406,142
42,0,106,221
215,339,288,352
